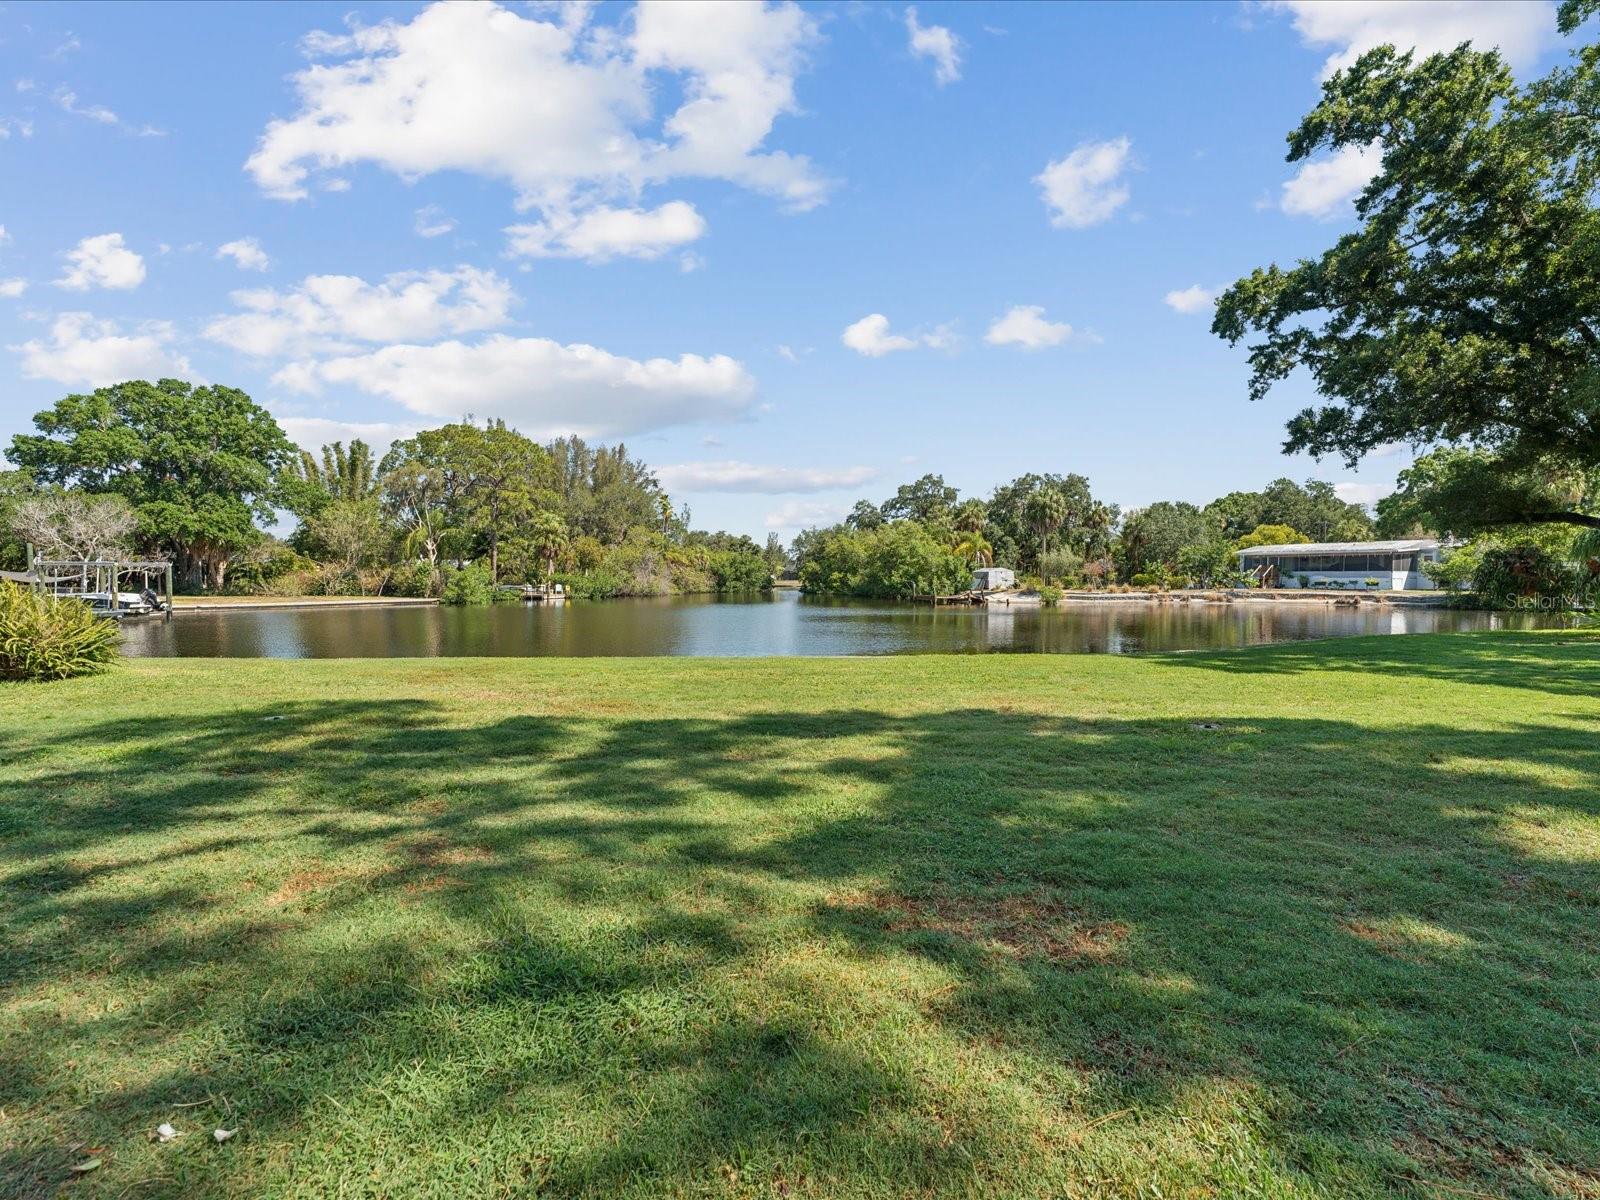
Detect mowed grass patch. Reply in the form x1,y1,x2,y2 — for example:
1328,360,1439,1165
1,632,1597,1198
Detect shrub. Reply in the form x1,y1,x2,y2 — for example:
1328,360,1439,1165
1423,547,1480,592
309,566,363,596
1176,540,1237,588
708,549,772,592
1038,548,1083,586
1471,542,1577,609
441,563,495,605
1036,583,1063,606
797,523,969,598
553,567,628,600
388,561,439,598
1365,577,1381,588
226,540,312,594
1128,572,1162,589
0,583,120,681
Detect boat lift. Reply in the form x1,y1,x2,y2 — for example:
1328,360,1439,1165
20,544,174,621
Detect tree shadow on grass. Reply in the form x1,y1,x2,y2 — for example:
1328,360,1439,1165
2,690,1599,1198
1155,628,1600,700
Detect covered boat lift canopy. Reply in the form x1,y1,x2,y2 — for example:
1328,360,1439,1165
21,547,174,620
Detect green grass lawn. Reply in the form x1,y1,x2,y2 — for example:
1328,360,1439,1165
2,633,1598,1199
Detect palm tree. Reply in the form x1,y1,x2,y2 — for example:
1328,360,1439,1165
953,499,987,535
956,531,994,568
1025,487,1068,562
527,511,570,582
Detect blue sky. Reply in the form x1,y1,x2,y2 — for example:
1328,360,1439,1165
0,0,1571,538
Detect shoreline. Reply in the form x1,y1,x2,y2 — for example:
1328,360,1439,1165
172,595,441,611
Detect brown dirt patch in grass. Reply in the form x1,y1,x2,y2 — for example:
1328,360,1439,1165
847,890,1129,966
266,867,370,906
1342,919,1429,963
389,834,496,895
402,833,495,869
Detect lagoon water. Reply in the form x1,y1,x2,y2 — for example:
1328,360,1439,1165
119,590,1565,658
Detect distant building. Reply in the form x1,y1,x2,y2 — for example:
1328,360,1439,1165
1238,539,1442,590
971,566,1016,592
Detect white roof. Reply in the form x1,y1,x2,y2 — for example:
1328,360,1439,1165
1238,539,1437,556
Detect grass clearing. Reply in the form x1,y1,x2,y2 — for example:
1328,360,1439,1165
2,632,1598,1198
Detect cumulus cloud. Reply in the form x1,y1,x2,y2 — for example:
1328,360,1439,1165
216,237,271,271
1163,285,1216,314
654,460,877,493
274,335,757,440
56,232,146,290
276,416,417,456
1264,0,1558,79
505,201,706,261
13,312,192,386
906,7,962,85
203,266,515,357
984,305,1091,349
763,499,847,531
1036,137,1132,229
841,313,954,357
413,205,457,238
246,1,829,252
1280,142,1383,219
1334,480,1392,507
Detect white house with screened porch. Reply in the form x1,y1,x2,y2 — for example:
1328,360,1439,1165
1237,539,1442,590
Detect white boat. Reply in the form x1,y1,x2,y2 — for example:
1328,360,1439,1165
74,590,164,617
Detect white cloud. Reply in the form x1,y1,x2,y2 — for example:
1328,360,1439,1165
203,266,515,357
1036,137,1132,229
13,312,192,386
764,499,846,531
275,335,757,440
906,7,962,85
1265,0,1558,79
1334,480,1392,507
276,416,417,456
0,117,34,139
1280,141,1383,219
0,278,27,298
984,305,1091,349
505,201,706,262
776,343,800,362
1163,285,1216,314
655,460,877,493
56,233,146,290
843,314,916,357
246,1,828,242
54,86,164,136
54,87,117,125
414,205,457,238
216,237,271,272
842,312,954,357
